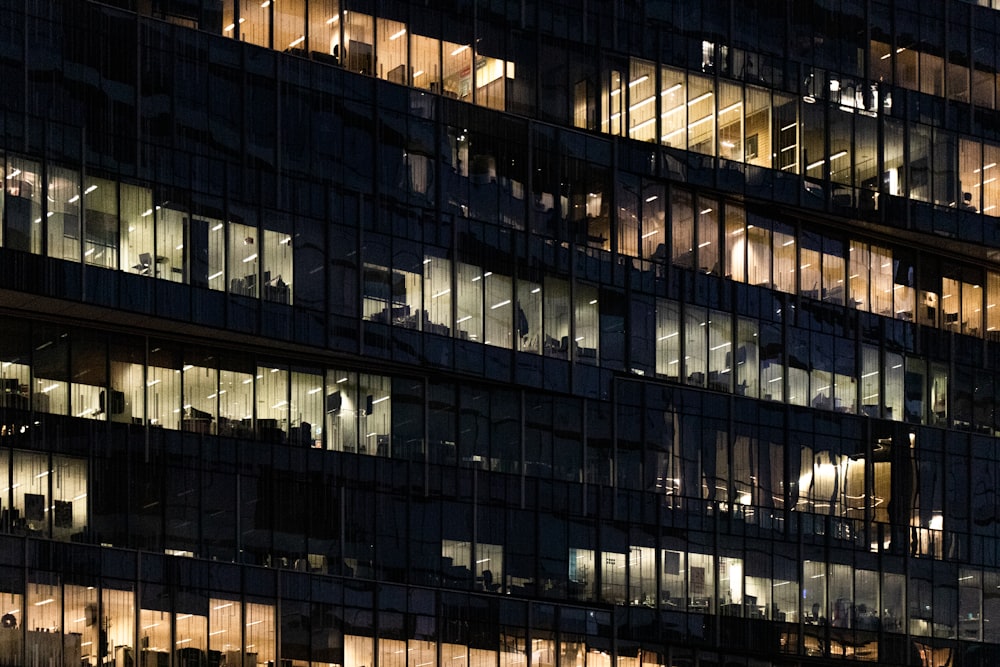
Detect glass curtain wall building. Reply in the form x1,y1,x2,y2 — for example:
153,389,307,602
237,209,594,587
2,0,1000,666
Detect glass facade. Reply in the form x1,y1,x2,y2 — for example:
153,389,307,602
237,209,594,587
3,1,1000,666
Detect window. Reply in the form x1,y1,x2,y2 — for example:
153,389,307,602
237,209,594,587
120,183,154,277
262,228,293,304
182,355,217,434
156,207,186,283
574,283,599,364
517,277,543,354
84,177,118,269
228,221,258,298
655,299,681,380
4,155,42,255
46,165,81,263
543,276,571,359
307,0,341,61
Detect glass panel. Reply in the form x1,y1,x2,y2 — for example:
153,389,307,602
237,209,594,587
290,369,323,447
735,317,758,398
988,271,1000,335
574,283,599,364
655,299,680,380
932,128,958,207
13,450,50,537
484,272,513,348
256,364,289,442
517,277,542,354
640,182,666,260
568,548,594,601
424,254,451,336
828,106,853,188
687,74,714,156
175,602,208,667
245,599,275,665
963,281,983,336
773,554,799,622
543,276,571,359
603,68,625,137
688,552,715,614
930,362,949,427
376,18,407,84
707,311,731,392
942,276,961,333
442,38,473,101
869,244,892,317
148,344,181,429
719,555,744,614
822,235,845,305
411,34,440,92
860,344,880,418
182,358,218,434
108,338,143,424
983,143,1000,216
745,85,771,169
475,51,508,111
262,228,292,304
627,59,657,143
661,548,686,609
209,596,242,660
760,322,783,402
47,165,82,262
628,545,656,606
274,0,306,53
343,12,373,74
218,360,253,437
802,560,826,626
772,223,795,294
885,351,904,421
985,571,1000,644
893,255,916,320
724,203,745,282
121,183,155,278
671,188,694,270
774,92,798,174
63,583,99,665
746,218,771,287
684,306,707,387
910,124,932,203
307,0,341,61
190,213,225,291
326,370,358,452
156,207,186,283
848,240,869,311
360,373,391,456
659,66,686,149
717,81,743,162
84,177,118,269
236,0,270,47
5,155,42,254
601,551,627,604
105,583,136,664
70,333,106,422
456,261,483,343
229,221,259,298
799,232,821,300
34,325,70,416
697,197,719,275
